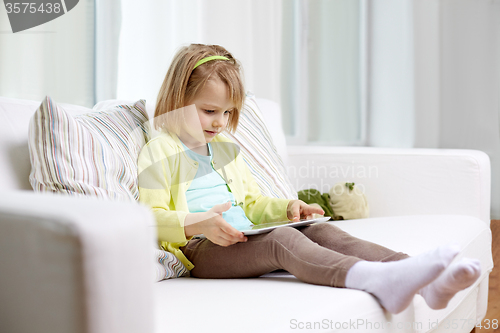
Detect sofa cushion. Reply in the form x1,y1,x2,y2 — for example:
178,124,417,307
28,96,149,201
255,97,288,166
223,93,297,199
153,215,493,333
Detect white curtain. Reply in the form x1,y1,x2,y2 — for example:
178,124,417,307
307,0,363,145
0,0,95,107
367,0,415,148
116,0,283,112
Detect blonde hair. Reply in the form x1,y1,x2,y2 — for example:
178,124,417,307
154,44,245,134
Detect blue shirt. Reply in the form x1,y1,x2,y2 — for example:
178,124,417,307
180,140,253,231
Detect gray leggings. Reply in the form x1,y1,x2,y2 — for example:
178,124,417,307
180,223,409,287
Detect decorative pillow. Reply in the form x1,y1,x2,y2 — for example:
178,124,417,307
28,96,149,201
223,93,297,199
329,182,369,219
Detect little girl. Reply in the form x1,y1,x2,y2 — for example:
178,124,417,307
138,43,481,314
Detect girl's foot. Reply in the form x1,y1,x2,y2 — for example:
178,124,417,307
345,244,460,314
419,258,481,309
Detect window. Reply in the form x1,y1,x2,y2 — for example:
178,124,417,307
281,0,366,146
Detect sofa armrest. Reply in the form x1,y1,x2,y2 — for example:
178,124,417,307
287,146,491,224
0,191,156,333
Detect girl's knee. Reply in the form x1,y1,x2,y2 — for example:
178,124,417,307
305,222,341,234
268,226,304,244
301,222,351,241
309,222,332,231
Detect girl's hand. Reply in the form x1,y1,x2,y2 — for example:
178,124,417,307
195,202,247,247
287,200,325,221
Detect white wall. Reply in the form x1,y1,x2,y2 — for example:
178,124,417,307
437,0,500,219
370,0,500,218
0,0,95,107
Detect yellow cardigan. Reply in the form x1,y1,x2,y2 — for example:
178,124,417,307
137,131,291,270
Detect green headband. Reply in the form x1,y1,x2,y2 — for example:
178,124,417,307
193,55,229,70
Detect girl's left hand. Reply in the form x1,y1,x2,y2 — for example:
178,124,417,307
287,200,325,221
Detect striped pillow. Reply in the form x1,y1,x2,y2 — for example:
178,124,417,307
154,248,189,281
223,94,297,199
28,96,149,200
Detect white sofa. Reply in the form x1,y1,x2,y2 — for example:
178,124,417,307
0,96,494,333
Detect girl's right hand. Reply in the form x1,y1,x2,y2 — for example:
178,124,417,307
189,202,248,247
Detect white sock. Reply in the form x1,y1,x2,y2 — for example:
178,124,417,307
419,258,481,309
345,244,460,314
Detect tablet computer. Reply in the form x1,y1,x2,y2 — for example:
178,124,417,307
193,216,331,239
242,216,331,235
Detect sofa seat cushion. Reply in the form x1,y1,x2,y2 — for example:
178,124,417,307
153,215,493,333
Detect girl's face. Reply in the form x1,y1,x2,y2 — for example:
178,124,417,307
182,77,235,146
